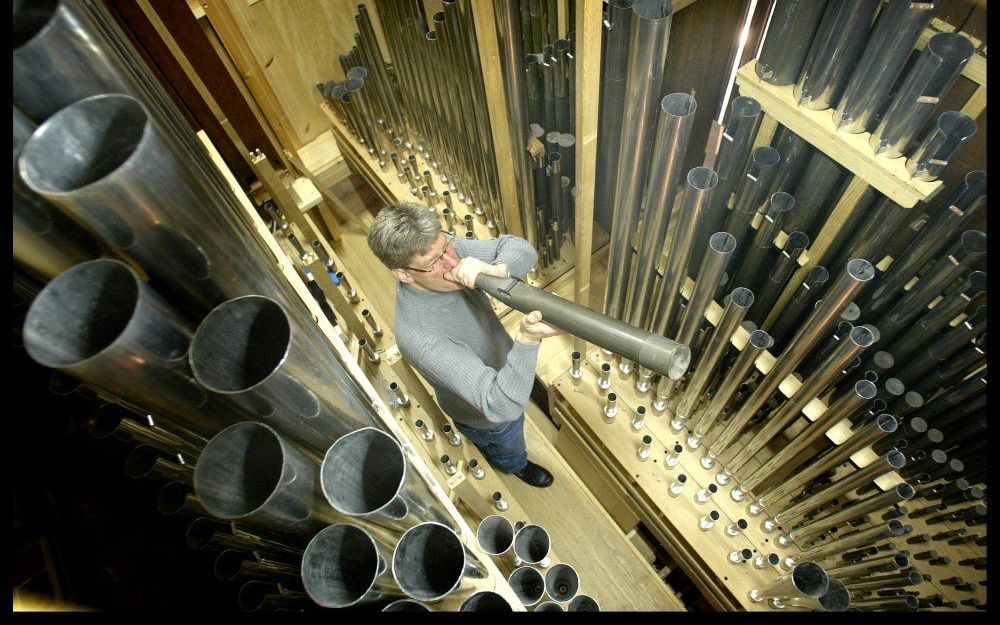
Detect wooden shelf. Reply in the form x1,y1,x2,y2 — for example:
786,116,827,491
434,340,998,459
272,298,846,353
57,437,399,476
735,61,942,209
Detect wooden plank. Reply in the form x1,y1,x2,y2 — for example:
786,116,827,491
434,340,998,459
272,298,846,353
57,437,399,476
961,84,987,119
571,0,603,355
468,0,524,238
735,61,942,207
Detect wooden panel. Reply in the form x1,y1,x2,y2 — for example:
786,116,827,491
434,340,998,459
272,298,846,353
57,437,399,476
735,62,942,208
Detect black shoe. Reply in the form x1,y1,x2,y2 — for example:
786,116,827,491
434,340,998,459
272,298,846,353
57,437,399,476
514,461,554,488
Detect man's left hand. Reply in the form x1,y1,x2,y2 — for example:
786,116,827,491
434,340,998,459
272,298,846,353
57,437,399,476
444,257,508,288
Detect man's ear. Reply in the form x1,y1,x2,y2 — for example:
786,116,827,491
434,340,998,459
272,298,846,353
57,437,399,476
392,267,414,284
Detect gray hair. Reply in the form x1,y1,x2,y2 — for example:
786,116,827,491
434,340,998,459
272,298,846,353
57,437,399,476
367,201,441,269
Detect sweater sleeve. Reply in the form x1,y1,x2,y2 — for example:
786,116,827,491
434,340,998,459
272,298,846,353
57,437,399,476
410,334,540,425
453,234,538,278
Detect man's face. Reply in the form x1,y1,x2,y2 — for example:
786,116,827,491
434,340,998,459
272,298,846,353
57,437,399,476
393,232,462,292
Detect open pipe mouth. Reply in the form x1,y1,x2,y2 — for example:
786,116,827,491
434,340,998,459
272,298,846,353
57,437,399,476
729,95,763,122
545,563,580,602
937,111,977,141
848,325,876,349
346,66,367,80
805,265,830,287
886,450,907,470
896,483,916,500
662,92,697,118
214,549,247,582
961,230,988,255
750,145,781,172
854,380,877,401
321,427,405,517
513,525,550,564
887,519,905,535
687,166,719,192
382,599,429,612
88,403,129,439
156,481,193,515
791,561,829,598
344,77,364,93
768,191,796,215
957,170,987,207
13,0,60,50
534,601,564,612
784,231,810,254
24,260,152,368
817,578,850,611
569,594,601,611
238,581,276,612
459,591,513,612
123,445,165,479
509,567,545,606
709,232,737,255
302,524,381,608
749,329,775,350
476,515,514,555
876,414,899,434
185,517,225,550
189,296,291,394
392,522,465,601
194,422,284,520
894,553,910,569
927,32,975,65
730,287,755,309
845,258,875,283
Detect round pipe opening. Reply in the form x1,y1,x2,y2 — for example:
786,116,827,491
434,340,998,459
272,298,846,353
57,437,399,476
513,525,550,564
321,427,405,516
961,230,988,254
535,601,564,612
214,549,246,581
459,590,513,612
886,450,907,470
785,231,810,253
749,329,775,350
302,524,381,608
846,258,875,282
156,481,192,515
662,92,697,118
237,581,274,612
927,32,975,65
477,515,514,555
123,445,163,479
818,578,850,611
544,563,580,602
729,95,763,119
382,599,429,612
938,111,977,140
687,166,719,191
569,594,601,611
509,566,545,606
768,191,796,214
392,522,465,601
709,231,737,255
194,422,284,519
791,561,829,598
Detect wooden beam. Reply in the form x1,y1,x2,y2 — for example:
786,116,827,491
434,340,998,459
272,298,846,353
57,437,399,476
571,0,603,354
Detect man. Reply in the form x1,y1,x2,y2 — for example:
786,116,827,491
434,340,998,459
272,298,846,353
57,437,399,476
367,202,560,487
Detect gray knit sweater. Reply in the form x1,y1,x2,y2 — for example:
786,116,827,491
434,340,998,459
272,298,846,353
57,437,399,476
394,234,540,431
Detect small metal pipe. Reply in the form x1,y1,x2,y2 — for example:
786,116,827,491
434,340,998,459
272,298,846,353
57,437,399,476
905,111,977,182
544,563,580,602
748,561,829,604
508,566,545,607
513,524,551,568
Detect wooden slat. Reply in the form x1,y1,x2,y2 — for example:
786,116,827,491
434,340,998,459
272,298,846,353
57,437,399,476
735,61,942,208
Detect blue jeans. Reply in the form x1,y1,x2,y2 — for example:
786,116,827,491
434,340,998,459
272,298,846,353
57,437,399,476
453,414,528,473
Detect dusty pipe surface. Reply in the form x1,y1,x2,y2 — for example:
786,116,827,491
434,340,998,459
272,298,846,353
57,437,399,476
755,0,830,86
476,274,691,380
320,427,455,533
301,523,402,608
781,577,850,611
748,561,829,603
508,566,545,606
194,422,337,537
392,521,489,602
833,0,938,134
870,32,975,159
793,0,879,111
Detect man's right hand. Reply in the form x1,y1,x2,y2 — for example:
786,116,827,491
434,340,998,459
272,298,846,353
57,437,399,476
515,310,563,345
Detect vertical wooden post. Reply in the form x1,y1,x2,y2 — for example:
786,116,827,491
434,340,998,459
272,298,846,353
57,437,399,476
468,0,525,237
571,0,603,353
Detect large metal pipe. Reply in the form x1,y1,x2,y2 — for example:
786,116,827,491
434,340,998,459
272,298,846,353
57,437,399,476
886,270,986,361
477,515,515,558
748,561,829,605
729,192,795,291
793,0,880,110
655,232,738,406
866,171,986,314
723,331,876,478
738,378,879,493
755,0,830,86
156,480,208,517
603,0,674,321
870,33,975,159
747,230,809,322
723,146,781,252
544,563,580,602
784,151,844,238
13,0,134,121
905,111,977,182
691,97,762,276
707,260,875,463
513,524,552,568
301,523,401,608
12,106,101,279
765,265,830,345
783,483,915,547
676,288,754,421
622,93,698,328
23,259,237,439
193,422,336,537
459,590,514,612
759,414,898,509
823,553,909,580
320,427,454,533
772,450,906,526
692,330,774,454
832,0,938,134
895,305,986,385
88,402,204,461
391,521,489,602
190,295,375,452
649,167,720,336
568,594,601,611
476,274,691,379
185,517,303,560
123,444,194,483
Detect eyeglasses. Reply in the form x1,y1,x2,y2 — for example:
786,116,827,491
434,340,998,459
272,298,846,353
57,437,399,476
403,231,455,273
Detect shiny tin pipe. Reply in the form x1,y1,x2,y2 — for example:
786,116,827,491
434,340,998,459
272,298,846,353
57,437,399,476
508,566,545,607
603,0,674,320
793,0,880,110
476,515,515,558
724,146,782,251
89,402,204,461
905,111,977,182
824,553,909,579
748,231,810,323
785,519,905,566
392,521,489,602
185,517,303,559
301,523,401,608
544,563,580,602
887,270,986,361
676,288,754,420
748,561,829,603
650,167,720,336
124,445,194,483
755,0,830,86
513,524,552,568
784,151,844,237
623,93,698,327
190,296,373,452
320,427,454,533
765,265,830,345
767,126,814,196
785,483,915,546
730,191,795,291
194,422,336,537
870,33,975,158
833,0,938,134
459,591,513,612
156,481,208,517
